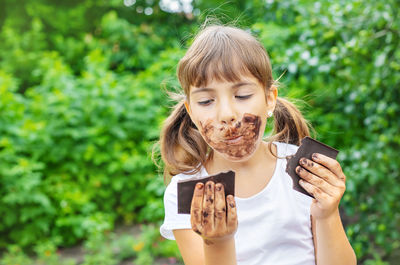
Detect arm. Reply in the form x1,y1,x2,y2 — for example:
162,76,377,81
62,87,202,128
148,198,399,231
312,210,356,265
174,229,204,265
174,229,236,265
174,181,238,265
297,153,356,265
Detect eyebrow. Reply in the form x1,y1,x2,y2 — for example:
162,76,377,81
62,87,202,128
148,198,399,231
190,81,256,95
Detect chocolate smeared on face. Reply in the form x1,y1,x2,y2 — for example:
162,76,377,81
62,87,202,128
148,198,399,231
199,113,262,159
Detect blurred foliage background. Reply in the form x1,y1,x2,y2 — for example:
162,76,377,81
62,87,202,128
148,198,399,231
0,0,399,264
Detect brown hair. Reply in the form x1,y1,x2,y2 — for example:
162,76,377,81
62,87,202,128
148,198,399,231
159,25,310,183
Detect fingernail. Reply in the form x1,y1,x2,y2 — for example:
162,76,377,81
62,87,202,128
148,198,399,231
216,184,222,191
312,153,318,160
227,196,235,207
193,228,202,235
196,183,204,189
300,158,306,165
296,166,302,173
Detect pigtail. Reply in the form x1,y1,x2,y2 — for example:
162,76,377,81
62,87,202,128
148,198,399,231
159,100,209,184
270,97,311,146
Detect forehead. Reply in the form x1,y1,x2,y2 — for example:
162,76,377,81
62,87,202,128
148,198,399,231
191,75,260,92
190,58,257,89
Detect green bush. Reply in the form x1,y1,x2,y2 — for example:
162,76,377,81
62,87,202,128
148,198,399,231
0,6,183,248
0,45,184,247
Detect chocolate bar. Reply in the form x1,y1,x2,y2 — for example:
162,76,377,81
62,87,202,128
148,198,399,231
177,171,235,214
286,136,339,198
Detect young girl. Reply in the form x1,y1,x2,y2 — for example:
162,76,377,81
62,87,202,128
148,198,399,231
159,25,356,265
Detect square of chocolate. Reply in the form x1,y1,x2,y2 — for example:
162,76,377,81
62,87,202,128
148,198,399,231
285,137,339,198
177,170,235,214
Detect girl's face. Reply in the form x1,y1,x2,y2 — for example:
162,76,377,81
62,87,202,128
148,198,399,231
187,74,277,162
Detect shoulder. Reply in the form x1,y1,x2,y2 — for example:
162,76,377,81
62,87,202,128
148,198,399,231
273,141,299,157
168,167,208,185
165,168,208,198
161,169,207,240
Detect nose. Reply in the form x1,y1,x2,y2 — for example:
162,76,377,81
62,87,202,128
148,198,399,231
218,100,237,125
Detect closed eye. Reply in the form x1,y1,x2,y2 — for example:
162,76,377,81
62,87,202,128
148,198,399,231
198,99,214,106
235,95,253,100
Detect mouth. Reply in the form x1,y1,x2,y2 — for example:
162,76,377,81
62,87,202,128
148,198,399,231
223,135,243,144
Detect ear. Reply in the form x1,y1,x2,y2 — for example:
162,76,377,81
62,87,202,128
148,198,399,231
184,101,191,116
184,101,198,129
271,85,278,100
266,85,278,107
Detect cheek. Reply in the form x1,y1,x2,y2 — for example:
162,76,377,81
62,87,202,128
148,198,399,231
191,113,212,132
190,104,218,129
246,94,269,115
189,104,206,126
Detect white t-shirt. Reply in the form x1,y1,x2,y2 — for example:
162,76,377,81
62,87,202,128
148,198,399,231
160,142,316,265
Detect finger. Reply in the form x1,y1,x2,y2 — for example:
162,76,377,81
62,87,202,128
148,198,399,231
296,166,340,197
311,153,346,181
298,158,344,188
190,182,204,235
202,181,215,231
214,183,227,232
299,179,330,202
226,195,238,234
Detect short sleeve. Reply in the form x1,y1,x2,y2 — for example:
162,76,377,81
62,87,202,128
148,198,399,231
274,141,299,157
160,176,192,240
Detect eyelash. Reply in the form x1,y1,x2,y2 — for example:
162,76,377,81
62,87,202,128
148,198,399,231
198,99,214,106
197,95,252,106
236,95,252,100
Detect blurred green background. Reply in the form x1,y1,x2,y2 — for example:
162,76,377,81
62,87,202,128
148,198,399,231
0,0,399,264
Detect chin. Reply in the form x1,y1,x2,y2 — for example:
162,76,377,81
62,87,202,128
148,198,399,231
216,143,259,163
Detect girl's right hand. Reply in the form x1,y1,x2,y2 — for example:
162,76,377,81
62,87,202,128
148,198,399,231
190,181,238,245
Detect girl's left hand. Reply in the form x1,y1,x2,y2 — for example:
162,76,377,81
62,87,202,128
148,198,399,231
296,153,346,220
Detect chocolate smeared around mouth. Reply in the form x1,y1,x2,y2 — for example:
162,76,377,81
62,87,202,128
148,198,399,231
200,113,262,159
